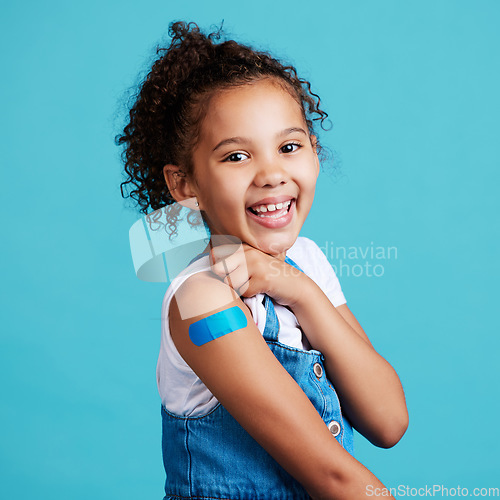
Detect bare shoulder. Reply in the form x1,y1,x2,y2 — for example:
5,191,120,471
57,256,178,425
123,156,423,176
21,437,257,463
171,271,241,321
168,270,255,362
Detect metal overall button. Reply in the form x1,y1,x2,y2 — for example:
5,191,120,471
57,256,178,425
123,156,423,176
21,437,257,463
313,362,323,379
328,420,341,437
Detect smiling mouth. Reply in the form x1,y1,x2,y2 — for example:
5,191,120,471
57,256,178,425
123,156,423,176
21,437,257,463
247,199,293,218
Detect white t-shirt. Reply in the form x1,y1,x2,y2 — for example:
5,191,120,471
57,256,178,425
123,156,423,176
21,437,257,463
156,236,346,417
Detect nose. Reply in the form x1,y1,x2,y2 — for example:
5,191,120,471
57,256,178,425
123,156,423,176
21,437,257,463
252,157,289,188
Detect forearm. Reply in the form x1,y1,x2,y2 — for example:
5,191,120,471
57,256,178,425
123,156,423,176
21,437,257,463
290,275,408,447
307,453,394,500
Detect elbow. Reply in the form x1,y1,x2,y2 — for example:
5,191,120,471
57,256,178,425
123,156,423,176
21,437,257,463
306,469,353,500
374,409,409,449
307,465,374,500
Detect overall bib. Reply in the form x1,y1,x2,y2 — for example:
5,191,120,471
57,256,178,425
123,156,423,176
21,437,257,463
161,256,354,500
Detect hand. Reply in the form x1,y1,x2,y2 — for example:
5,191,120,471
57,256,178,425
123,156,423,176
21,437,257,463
209,242,308,307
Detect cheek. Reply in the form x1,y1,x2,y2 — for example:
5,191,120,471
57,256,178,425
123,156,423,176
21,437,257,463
202,174,244,210
298,165,318,193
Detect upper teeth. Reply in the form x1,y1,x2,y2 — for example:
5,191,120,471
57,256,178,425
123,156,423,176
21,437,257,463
252,200,291,213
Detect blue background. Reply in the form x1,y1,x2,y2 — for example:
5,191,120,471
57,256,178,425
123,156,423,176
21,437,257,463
1,0,498,497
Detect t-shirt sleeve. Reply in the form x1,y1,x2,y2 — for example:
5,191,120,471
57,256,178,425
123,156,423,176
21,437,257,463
304,238,347,307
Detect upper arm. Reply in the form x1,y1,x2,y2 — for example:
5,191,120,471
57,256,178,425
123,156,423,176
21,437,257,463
168,273,357,497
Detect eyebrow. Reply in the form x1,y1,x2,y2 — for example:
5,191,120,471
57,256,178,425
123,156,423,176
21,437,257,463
212,127,308,152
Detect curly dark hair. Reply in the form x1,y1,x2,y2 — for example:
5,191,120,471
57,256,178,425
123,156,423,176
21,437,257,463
116,21,330,235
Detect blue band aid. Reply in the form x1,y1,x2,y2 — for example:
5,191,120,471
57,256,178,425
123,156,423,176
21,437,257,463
189,306,248,346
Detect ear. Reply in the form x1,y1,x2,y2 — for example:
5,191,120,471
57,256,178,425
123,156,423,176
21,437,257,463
310,135,320,177
163,164,198,205
310,134,319,154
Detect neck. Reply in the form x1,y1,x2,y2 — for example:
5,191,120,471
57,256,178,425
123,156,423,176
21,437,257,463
202,240,287,261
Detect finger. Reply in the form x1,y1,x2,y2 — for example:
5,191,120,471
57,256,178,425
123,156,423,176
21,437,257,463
210,255,235,279
239,274,268,299
223,264,251,295
210,243,246,277
210,251,239,278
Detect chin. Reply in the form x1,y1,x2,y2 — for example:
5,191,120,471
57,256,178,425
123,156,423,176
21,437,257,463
255,233,297,257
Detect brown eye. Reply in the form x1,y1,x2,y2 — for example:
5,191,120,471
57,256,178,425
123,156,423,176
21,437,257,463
280,143,300,154
224,152,248,162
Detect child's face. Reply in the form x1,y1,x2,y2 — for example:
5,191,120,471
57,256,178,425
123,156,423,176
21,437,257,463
191,78,320,258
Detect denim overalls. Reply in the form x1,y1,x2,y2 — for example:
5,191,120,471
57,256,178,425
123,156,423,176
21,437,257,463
161,255,354,500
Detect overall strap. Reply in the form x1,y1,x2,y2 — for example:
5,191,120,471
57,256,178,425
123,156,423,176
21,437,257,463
262,255,305,342
284,255,304,273
261,295,279,342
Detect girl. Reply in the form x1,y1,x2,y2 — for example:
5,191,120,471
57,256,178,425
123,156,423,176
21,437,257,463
118,21,408,500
